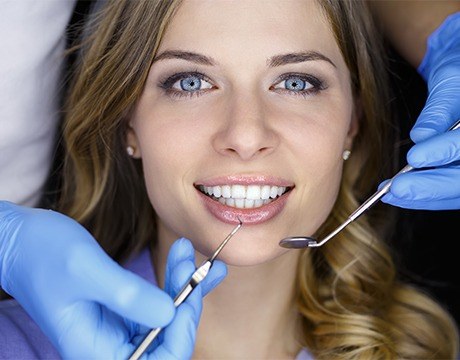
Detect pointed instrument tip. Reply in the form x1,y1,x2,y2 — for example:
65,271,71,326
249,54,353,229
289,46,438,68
209,219,244,262
232,216,243,235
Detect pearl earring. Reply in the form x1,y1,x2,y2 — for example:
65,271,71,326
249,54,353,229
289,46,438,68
342,149,351,160
126,146,135,156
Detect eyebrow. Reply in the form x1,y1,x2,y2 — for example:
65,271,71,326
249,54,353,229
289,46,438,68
153,50,336,68
153,50,216,65
268,51,336,68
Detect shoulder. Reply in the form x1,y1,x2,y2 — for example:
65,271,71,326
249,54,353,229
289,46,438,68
0,299,60,359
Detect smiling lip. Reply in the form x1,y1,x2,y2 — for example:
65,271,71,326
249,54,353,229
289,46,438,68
195,176,294,225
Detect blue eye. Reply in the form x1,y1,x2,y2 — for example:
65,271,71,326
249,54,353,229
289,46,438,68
284,77,307,91
272,73,323,97
160,72,213,98
177,75,204,91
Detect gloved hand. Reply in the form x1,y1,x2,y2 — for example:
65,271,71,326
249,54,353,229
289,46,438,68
382,12,460,210
135,237,227,359
0,201,227,359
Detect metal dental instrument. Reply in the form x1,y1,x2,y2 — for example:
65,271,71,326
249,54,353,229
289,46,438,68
128,219,243,360
279,118,460,249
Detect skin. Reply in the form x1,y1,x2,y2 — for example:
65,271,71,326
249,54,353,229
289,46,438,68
127,0,359,357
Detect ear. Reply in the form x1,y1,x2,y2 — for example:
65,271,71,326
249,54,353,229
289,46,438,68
126,121,142,159
344,98,361,150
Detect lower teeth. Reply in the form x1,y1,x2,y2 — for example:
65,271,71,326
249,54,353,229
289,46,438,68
213,196,275,209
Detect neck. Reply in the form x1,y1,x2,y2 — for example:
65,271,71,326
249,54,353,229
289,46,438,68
195,253,302,359
153,225,303,359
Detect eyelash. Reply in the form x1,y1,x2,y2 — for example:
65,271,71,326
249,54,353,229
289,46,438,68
271,73,325,98
158,71,213,99
158,71,326,100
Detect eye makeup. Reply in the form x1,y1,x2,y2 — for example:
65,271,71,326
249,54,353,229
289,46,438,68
271,72,326,98
157,70,216,99
157,70,327,100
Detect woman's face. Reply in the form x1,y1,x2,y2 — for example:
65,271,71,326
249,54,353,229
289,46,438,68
128,0,358,265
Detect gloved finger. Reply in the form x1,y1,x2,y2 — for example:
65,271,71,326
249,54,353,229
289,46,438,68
131,240,224,358
199,260,227,297
166,243,201,321
124,321,159,359
0,201,36,267
56,302,134,360
167,260,227,325
0,199,31,213
164,238,195,296
169,258,196,299
381,166,460,205
381,192,460,210
167,252,227,298
410,66,460,143
150,253,202,359
407,129,460,167
155,263,228,357
0,201,25,287
0,200,25,227
149,302,198,360
75,245,175,329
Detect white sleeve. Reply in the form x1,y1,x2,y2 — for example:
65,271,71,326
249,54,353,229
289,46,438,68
0,0,76,206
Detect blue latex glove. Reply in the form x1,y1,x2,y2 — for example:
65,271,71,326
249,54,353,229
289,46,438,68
382,12,460,210
135,237,227,359
0,201,227,359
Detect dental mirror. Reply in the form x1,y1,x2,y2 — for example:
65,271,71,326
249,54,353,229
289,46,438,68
279,118,460,249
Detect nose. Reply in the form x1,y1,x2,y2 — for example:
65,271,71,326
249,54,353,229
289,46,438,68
212,92,279,161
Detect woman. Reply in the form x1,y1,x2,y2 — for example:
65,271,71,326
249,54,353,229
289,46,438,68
1,0,458,358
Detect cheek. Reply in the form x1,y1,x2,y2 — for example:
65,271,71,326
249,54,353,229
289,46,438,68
133,108,213,223
138,138,176,216
278,101,352,232
277,100,351,175
136,127,189,210
135,101,204,165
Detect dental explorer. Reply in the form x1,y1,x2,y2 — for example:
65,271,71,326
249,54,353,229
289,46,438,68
279,118,460,249
128,219,243,360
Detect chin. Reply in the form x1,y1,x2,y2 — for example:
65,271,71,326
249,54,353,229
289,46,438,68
216,248,289,267
193,230,290,267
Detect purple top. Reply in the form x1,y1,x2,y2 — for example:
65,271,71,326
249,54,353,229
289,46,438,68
0,249,312,359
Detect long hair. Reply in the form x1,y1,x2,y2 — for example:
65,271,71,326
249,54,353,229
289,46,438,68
60,0,183,259
60,0,459,358
296,1,459,358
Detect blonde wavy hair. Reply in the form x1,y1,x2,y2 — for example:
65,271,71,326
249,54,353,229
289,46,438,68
60,0,459,358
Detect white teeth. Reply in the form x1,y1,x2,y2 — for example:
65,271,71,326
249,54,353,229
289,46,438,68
231,185,246,198
235,199,245,208
222,185,231,198
261,185,271,200
198,184,290,209
244,199,254,208
213,186,221,197
246,185,261,200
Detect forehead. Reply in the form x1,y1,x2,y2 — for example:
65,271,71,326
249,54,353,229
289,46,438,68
158,0,344,68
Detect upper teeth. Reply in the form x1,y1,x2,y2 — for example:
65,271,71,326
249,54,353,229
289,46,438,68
198,184,288,200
